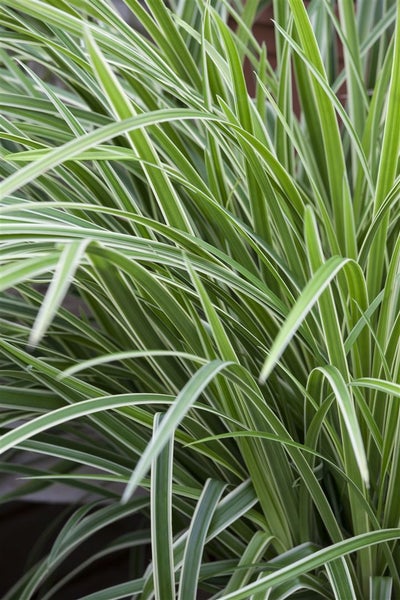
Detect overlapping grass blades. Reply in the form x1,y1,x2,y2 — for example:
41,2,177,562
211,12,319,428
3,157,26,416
0,0,399,598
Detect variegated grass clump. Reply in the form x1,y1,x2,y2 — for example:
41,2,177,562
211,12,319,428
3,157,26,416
0,0,399,598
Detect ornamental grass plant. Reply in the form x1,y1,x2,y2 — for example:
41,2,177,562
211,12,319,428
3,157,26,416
0,0,399,598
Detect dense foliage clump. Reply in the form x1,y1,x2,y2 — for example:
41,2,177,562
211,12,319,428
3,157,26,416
0,1,399,598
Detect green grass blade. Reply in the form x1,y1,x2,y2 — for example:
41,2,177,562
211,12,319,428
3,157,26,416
0,393,173,455
370,577,393,600
288,0,355,255
121,360,232,503
68,579,145,600
218,529,400,599
222,531,273,594
311,366,369,487
0,109,214,200
28,240,88,347
259,256,351,383
150,413,175,600
0,253,59,291
325,557,357,600
178,478,226,600
366,1,400,297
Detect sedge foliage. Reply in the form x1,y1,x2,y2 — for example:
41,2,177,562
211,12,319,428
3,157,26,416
0,0,400,598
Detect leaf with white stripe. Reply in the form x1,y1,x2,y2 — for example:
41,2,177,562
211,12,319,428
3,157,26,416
28,240,88,348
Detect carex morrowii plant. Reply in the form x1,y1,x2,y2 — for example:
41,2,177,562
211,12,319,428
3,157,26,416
0,0,399,598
